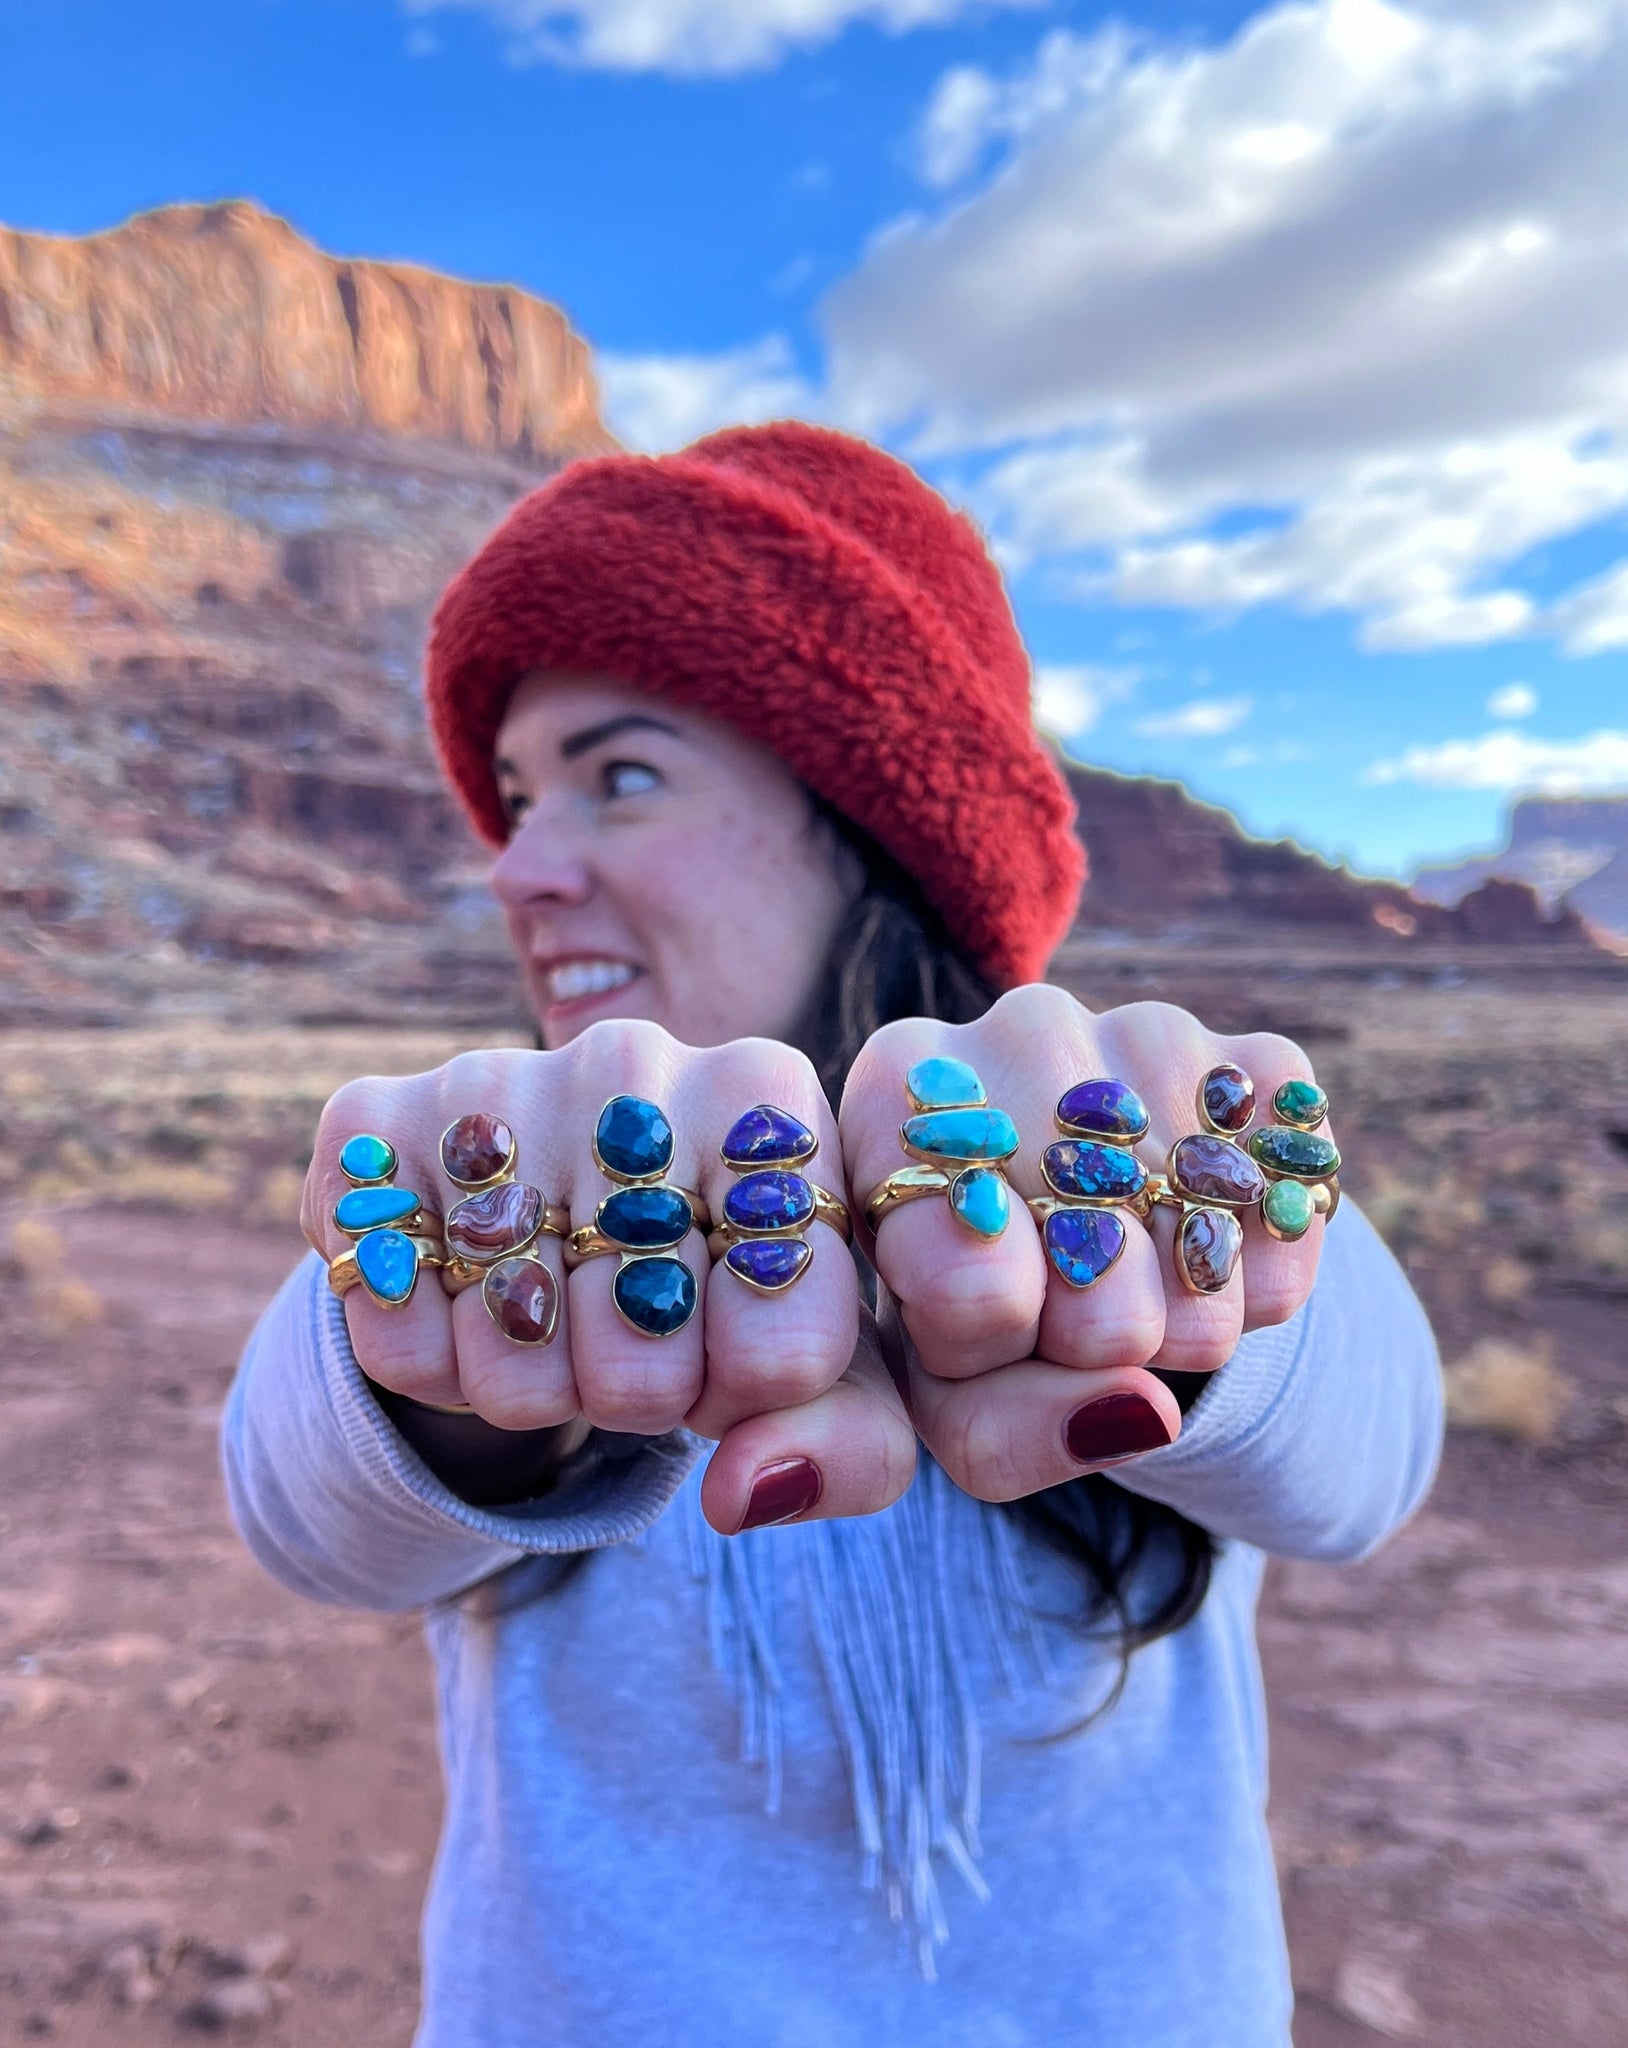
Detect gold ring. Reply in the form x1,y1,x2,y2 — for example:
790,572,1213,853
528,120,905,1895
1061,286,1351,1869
566,1186,710,1267
328,1232,448,1304
860,1057,1018,1241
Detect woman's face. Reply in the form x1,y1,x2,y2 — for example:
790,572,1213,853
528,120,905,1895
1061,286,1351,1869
490,673,859,1051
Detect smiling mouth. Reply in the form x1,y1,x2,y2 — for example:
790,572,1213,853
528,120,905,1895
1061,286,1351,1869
539,958,643,1007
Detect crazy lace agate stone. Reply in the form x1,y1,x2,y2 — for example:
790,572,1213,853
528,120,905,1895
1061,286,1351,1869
595,1096,674,1182
614,1256,697,1336
1056,1079,1150,1146
1170,1135,1266,1207
441,1112,516,1187
1249,1127,1341,1180
1043,1139,1148,1204
723,1170,816,1235
1200,1064,1255,1135
1043,1208,1127,1288
906,1056,987,1109
725,1238,813,1291
902,1107,1019,1163
355,1228,419,1305
339,1133,397,1185
1178,1207,1243,1294
598,1185,693,1250
949,1165,1010,1239
334,1185,421,1235
721,1105,817,1167
446,1181,544,1264
484,1256,559,1345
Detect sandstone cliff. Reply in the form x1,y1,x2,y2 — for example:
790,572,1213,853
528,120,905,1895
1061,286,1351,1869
1412,796,1628,941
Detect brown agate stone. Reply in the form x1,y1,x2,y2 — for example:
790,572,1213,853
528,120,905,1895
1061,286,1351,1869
1178,1207,1243,1294
483,1256,559,1346
1200,1063,1255,1134
1170,1134,1266,1206
446,1180,543,1262
441,1112,516,1187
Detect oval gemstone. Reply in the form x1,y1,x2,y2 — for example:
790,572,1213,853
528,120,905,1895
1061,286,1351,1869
335,1185,421,1235
1249,1126,1341,1179
339,1133,396,1185
613,1255,697,1337
595,1095,674,1182
598,1185,693,1249
1178,1207,1243,1295
1200,1064,1255,1135
1262,1178,1316,1242
483,1256,559,1345
720,1104,817,1167
723,1170,816,1234
1271,1079,1329,1131
1043,1208,1127,1289
1170,1135,1266,1206
949,1165,1010,1239
725,1238,813,1292
1042,1139,1147,1203
902,1107,1019,1164
446,1180,544,1263
1056,1078,1150,1145
906,1056,986,1109
355,1228,418,1305
441,1112,515,1186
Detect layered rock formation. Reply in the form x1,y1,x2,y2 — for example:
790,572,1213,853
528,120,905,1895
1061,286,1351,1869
1412,797,1628,940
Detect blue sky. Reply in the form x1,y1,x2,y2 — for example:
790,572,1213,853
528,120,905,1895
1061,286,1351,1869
3,0,1626,878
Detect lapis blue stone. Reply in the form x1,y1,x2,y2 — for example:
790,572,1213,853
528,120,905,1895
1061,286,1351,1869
725,1237,813,1291
335,1185,420,1235
902,1107,1020,1163
595,1095,674,1181
597,1185,693,1249
1043,1207,1128,1288
906,1057,987,1109
949,1165,1010,1238
339,1133,396,1184
613,1256,697,1336
1056,1078,1150,1145
355,1228,418,1304
1043,1139,1148,1203
723,1170,816,1234
721,1104,817,1166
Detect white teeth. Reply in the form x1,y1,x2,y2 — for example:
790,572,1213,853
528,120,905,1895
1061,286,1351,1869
546,959,638,1003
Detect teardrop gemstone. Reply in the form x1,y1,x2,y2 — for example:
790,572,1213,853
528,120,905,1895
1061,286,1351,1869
354,1228,419,1305
613,1255,697,1336
720,1104,817,1167
339,1133,396,1185
1248,1127,1341,1179
441,1112,516,1187
335,1184,421,1235
905,1057,987,1109
902,1107,1019,1163
597,1185,693,1250
1271,1079,1328,1131
949,1165,1010,1239
1262,1178,1316,1242
723,1170,816,1234
595,1095,674,1182
1042,1139,1147,1203
1056,1078,1150,1145
1177,1207,1243,1294
446,1181,544,1263
1170,1135,1266,1206
483,1256,560,1345
1200,1064,1255,1135
725,1238,814,1291
1043,1208,1127,1288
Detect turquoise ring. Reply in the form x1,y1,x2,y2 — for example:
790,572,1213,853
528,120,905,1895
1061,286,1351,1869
863,1058,1017,1240
1029,1078,1155,1289
329,1133,444,1308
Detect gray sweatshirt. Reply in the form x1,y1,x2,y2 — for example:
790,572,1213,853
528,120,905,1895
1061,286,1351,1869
223,1201,1441,2048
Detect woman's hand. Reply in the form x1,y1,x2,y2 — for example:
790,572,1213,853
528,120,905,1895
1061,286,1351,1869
840,985,1331,1500
302,1022,915,1533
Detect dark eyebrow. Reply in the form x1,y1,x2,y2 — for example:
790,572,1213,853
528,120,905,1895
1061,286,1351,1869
558,714,683,761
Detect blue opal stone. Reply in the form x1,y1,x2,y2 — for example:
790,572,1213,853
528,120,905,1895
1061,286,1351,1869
1248,1126,1340,1179
613,1256,697,1336
902,1107,1019,1163
1056,1078,1150,1145
723,1170,816,1234
595,1095,674,1182
725,1237,813,1291
339,1133,396,1184
948,1165,1010,1238
335,1185,420,1235
720,1104,817,1167
355,1228,418,1305
597,1185,693,1250
1043,1139,1148,1203
1043,1207,1127,1288
906,1057,986,1109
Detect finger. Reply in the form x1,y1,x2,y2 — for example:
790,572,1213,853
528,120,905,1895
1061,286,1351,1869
447,1231,579,1431
1228,1031,1333,1332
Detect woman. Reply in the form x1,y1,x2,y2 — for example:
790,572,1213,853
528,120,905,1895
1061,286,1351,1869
224,422,1441,2045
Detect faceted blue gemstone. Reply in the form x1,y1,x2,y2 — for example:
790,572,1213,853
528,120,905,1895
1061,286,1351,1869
949,1165,1010,1239
1056,1078,1150,1145
354,1228,418,1305
335,1185,420,1235
613,1255,697,1336
725,1237,813,1291
597,1185,693,1250
902,1107,1020,1163
720,1104,817,1167
339,1133,396,1184
595,1095,674,1182
1043,1139,1148,1203
723,1170,816,1234
1043,1207,1127,1289
906,1056,987,1109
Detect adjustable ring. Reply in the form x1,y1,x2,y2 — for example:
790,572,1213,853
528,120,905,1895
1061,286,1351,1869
863,1057,1018,1241
328,1133,445,1308
436,1112,569,1343
1150,1064,1272,1295
706,1104,850,1294
1248,1077,1341,1240
570,1096,703,1337
1029,1078,1156,1288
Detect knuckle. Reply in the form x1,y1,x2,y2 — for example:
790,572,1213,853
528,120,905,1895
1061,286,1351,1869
989,982,1081,1033
571,1016,678,1070
1235,1029,1311,1079
710,1035,821,1100
935,1401,1029,1504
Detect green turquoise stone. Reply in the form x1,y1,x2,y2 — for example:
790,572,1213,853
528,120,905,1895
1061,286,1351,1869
902,1106,1019,1164
1249,1126,1340,1179
335,1185,420,1235
1262,1179,1316,1240
1272,1079,1329,1130
354,1228,418,1304
339,1133,397,1184
949,1165,1009,1239
906,1057,986,1110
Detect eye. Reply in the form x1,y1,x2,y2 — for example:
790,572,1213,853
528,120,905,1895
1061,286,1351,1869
501,788,532,831
602,759,661,800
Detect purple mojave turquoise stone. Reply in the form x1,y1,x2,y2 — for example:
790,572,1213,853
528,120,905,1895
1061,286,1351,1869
1056,1078,1150,1144
1043,1208,1127,1289
1170,1135,1265,1206
1043,1139,1148,1203
725,1238,813,1291
721,1104,817,1167
723,1170,816,1234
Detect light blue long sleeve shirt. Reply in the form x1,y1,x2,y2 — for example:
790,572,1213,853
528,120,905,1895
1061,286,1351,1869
222,1202,1441,2048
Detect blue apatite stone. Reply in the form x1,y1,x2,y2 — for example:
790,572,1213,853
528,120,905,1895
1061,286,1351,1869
949,1165,1009,1239
595,1095,674,1181
335,1185,420,1235
355,1228,418,1304
613,1256,697,1336
1043,1207,1128,1288
597,1185,693,1250
721,1104,817,1167
906,1057,987,1109
1043,1139,1148,1203
1056,1079,1150,1145
725,1238,813,1291
723,1170,816,1234
339,1133,396,1184
902,1107,1019,1163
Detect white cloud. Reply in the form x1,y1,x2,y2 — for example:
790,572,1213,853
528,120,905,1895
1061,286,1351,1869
1550,558,1628,652
1031,662,1139,739
1488,681,1538,719
1363,728,1628,792
1135,695,1252,739
599,335,819,451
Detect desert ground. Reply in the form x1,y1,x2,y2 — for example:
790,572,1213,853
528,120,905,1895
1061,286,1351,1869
1,968,1625,2045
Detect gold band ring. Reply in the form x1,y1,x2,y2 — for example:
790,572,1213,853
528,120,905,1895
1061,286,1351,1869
860,1059,1019,1243
566,1186,711,1268
328,1232,448,1302
707,1183,852,1258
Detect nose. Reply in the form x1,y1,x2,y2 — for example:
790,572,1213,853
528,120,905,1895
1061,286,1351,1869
489,806,593,911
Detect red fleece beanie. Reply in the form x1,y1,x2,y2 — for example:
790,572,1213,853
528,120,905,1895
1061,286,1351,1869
425,421,1084,988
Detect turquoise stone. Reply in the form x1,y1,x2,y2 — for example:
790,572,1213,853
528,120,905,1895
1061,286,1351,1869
725,1238,813,1291
723,1170,816,1234
334,1185,420,1235
1272,1079,1329,1130
597,1185,693,1250
1043,1208,1127,1288
339,1133,396,1185
613,1255,697,1336
949,1165,1009,1239
720,1105,816,1167
1262,1178,1316,1240
902,1106,1019,1163
1249,1126,1340,1179
354,1228,418,1305
595,1095,674,1182
1056,1078,1150,1145
906,1057,987,1109
1043,1139,1147,1203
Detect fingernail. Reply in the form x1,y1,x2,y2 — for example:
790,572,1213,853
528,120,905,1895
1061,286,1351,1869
1064,1393,1172,1466
738,1457,823,1532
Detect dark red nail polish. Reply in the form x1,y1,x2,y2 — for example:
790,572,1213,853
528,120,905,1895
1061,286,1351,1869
738,1457,822,1532
1064,1393,1171,1466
